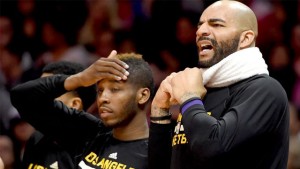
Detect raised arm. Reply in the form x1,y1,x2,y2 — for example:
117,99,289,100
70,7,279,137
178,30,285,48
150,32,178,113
149,73,177,169
64,50,129,90
10,50,129,142
170,68,288,161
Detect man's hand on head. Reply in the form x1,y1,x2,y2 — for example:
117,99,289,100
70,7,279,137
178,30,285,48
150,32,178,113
65,50,129,91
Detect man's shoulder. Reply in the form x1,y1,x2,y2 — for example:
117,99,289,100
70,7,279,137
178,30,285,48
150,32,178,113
232,74,283,90
231,74,288,102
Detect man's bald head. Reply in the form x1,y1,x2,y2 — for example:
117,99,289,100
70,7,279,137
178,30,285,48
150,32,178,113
207,0,258,37
196,0,258,67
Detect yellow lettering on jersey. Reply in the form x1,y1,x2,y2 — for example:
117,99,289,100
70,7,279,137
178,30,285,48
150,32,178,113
181,134,187,144
84,153,135,169
99,158,128,169
37,166,46,169
85,152,101,166
177,114,182,122
99,158,105,167
103,159,112,168
108,161,118,169
92,157,100,165
28,163,47,169
172,133,188,146
85,152,97,162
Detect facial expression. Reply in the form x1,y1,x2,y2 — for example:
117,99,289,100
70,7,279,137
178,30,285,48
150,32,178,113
196,2,241,68
96,79,138,128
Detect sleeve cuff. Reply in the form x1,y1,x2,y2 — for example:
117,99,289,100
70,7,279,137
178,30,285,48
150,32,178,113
180,97,203,115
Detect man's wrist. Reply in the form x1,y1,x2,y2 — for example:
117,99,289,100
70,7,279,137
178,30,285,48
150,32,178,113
150,119,171,124
150,106,171,124
64,74,80,91
179,93,202,104
150,114,172,124
180,97,203,115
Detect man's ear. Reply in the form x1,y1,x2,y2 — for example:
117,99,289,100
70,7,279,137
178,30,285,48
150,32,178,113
239,30,255,49
137,88,151,105
70,97,83,110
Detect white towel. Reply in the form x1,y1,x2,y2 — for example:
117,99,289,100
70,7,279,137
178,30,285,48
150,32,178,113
202,47,269,88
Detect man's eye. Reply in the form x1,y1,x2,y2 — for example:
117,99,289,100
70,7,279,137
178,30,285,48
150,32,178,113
213,23,223,27
197,23,203,29
97,89,103,94
111,88,120,92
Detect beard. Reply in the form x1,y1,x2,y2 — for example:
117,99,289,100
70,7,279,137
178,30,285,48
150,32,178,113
198,34,240,68
102,95,138,128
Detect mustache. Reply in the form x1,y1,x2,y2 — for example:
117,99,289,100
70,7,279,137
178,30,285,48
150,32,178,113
197,37,217,46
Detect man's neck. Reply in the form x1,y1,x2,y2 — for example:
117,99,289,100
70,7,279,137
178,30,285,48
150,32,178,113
112,115,149,141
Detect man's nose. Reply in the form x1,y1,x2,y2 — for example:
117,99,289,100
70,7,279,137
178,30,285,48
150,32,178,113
98,91,110,104
196,23,210,37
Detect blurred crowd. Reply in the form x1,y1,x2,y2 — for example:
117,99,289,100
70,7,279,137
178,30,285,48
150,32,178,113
0,0,300,169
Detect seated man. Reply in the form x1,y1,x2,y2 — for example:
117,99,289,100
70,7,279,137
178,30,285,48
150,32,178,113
11,51,154,169
22,61,96,169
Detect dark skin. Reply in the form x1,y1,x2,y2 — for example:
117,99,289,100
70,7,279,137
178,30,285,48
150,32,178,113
65,50,150,141
65,50,129,90
96,78,150,140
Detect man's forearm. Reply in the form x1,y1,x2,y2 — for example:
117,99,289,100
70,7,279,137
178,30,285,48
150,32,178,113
150,105,171,124
149,122,173,169
64,73,83,91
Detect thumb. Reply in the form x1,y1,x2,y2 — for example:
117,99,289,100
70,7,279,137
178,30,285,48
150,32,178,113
108,50,118,59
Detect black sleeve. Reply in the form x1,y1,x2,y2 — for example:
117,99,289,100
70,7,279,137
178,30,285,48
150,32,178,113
148,123,173,169
181,77,289,160
10,75,104,143
22,131,44,166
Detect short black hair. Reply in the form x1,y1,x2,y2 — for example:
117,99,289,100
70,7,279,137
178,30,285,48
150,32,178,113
117,53,155,101
42,61,84,75
42,61,96,111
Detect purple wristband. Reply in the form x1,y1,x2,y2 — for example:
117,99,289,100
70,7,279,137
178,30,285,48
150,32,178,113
181,99,203,115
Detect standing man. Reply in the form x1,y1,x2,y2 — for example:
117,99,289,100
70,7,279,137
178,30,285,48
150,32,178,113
11,51,154,169
149,1,289,169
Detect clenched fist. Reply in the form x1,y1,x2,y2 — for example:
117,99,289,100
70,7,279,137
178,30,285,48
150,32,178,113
170,68,207,104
